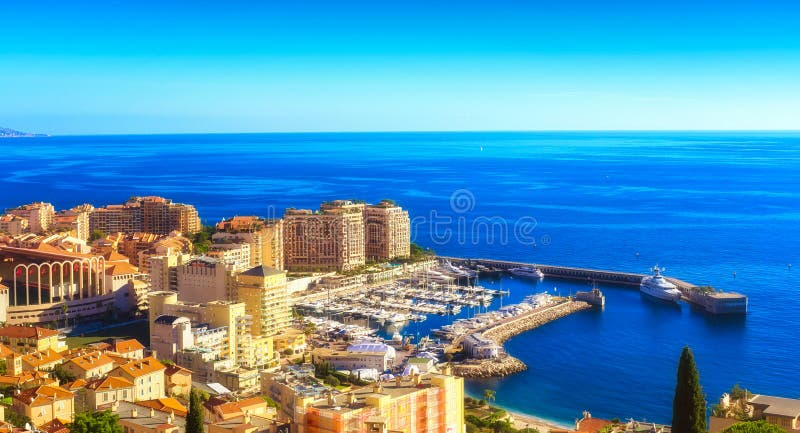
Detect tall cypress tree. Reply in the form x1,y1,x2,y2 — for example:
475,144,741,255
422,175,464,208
672,346,707,433
186,389,204,433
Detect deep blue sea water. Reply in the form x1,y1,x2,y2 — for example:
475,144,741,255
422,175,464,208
2,132,799,425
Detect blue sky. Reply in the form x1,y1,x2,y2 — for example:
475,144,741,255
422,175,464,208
2,0,799,134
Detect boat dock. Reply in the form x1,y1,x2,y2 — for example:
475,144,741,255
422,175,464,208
440,257,748,314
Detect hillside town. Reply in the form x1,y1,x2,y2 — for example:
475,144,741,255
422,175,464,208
0,197,796,433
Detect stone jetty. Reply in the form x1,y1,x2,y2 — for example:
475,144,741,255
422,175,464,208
450,300,592,378
482,300,592,344
451,355,528,378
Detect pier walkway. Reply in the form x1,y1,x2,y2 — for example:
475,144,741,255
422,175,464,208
439,256,747,314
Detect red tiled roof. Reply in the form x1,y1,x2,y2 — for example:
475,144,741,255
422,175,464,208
113,339,145,355
0,325,59,339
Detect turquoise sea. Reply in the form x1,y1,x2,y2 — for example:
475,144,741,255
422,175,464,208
1,132,799,425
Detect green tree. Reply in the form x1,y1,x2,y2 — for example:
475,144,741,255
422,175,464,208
68,410,123,433
88,229,106,242
5,411,32,428
186,389,205,433
721,421,787,433
672,346,707,433
483,388,496,404
53,364,77,383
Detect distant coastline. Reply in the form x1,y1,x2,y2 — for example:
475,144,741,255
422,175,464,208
0,127,48,137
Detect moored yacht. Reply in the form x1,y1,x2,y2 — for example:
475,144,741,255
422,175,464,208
509,266,544,279
640,266,682,302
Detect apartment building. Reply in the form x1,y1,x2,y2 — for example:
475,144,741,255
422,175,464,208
109,356,166,401
364,200,410,261
0,214,29,236
90,196,201,235
176,256,234,304
148,291,248,365
148,253,191,292
295,373,464,433
284,201,365,272
85,376,135,410
12,384,74,427
0,326,65,353
236,265,290,338
52,204,92,241
215,216,285,270
5,202,55,234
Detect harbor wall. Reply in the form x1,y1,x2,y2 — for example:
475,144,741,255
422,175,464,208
440,256,747,314
450,300,592,378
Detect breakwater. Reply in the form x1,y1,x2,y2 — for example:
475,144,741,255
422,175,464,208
441,256,747,314
450,300,592,378
482,300,593,344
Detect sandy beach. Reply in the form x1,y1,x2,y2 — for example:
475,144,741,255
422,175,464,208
504,408,573,432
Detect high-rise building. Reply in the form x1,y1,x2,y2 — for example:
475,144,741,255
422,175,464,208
214,216,284,270
175,257,234,304
235,265,290,338
148,291,250,365
364,200,411,261
6,202,55,233
52,204,93,241
269,371,464,433
284,200,365,272
0,214,29,236
148,253,191,292
90,196,201,236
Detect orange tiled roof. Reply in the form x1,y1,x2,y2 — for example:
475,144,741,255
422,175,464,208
113,339,145,355
14,384,73,407
135,397,188,417
61,378,88,390
114,356,166,378
0,370,54,387
205,396,267,419
164,364,192,377
40,418,70,433
105,261,139,276
577,418,613,433
21,348,63,367
66,350,114,371
86,375,134,391
0,325,60,339
0,344,17,358
103,251,131,263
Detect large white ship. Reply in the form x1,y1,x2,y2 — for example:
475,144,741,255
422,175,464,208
509,266,545,279
640,266,682,302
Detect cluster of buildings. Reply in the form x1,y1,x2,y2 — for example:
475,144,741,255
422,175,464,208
2,198,201,242
0,322,464,433
0,196,448,433
284,200,410,272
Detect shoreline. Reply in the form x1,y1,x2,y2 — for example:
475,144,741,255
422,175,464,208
465,390,572,432
505,407,572,432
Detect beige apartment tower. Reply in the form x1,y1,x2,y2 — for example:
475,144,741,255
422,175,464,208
284,200,365,272
215,216,284,270
364,200,411,261
236,265,290,337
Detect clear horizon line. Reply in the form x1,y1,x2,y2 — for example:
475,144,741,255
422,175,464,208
14,128,800,137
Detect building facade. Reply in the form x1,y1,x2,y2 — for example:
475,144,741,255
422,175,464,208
284,201,365,272
364,201,410,261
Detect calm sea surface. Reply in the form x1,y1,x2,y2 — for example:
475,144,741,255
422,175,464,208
2,132,799,424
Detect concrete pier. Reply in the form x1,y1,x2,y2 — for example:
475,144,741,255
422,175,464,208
440,256,747,314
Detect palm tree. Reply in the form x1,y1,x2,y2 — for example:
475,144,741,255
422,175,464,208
483,389,496,405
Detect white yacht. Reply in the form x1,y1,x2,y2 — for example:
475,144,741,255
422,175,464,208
509,266,544,279
640,266,682,302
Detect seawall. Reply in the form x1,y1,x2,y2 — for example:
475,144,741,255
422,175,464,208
450,300,592,378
